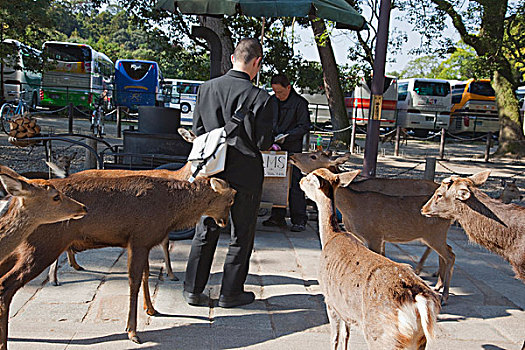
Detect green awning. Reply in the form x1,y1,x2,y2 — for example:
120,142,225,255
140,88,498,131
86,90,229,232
156,0,366,31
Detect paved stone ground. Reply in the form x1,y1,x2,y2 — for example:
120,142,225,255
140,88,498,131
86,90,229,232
6,218,525,350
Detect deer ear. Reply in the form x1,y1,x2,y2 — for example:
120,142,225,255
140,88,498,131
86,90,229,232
337,170,360,187
323,150,332,157
455,184,471,201
210,178,229,193
0,174,33,197
332,152,351,165
469,170,490,187
310,173,322,189
178,128,196,143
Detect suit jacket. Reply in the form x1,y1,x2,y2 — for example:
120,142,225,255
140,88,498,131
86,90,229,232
271,88,311,153
193,70,275,194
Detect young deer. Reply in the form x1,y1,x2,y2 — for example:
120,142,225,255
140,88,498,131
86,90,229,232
300,168,440,350
0,166,87,264
0,175,235,347
289,151,454,303
422,170,525,282
49,129,197,284
498,179,522,204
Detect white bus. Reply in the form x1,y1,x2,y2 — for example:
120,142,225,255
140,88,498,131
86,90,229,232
40,41,113,109
0,39,41,108
345,75,398,128
162,78,203,125
396,78,452,137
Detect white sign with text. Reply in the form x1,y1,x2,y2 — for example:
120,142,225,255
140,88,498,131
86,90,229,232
262,151,287,177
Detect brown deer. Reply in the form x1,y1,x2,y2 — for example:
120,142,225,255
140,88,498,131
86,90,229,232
289,151,454,303
48,129,197,283
422,170,525,282
0,166,87,264
0,175,235,347
498,179,522,204
20,152,77,179
300,168,440,349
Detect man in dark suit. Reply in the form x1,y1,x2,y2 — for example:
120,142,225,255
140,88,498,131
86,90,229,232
262,74,311,232
183,38,275,308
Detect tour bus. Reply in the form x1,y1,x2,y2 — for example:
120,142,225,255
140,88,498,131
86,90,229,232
114,59,163,111
0,39,41,108
162,78,203,125
345,75,398,128
396,78,452,137
448,79,499,134
40,41,113,109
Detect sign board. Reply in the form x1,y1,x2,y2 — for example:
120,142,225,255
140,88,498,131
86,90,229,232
261,151,291,208
262,151,288,177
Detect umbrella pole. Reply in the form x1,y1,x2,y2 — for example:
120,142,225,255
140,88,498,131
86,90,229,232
256,17,266,86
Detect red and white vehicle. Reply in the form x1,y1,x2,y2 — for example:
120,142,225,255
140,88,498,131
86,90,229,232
345,75,398,128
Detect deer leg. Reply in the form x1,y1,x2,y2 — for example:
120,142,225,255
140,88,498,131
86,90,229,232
161,237,177,281
142,259,157,316
367,238,384,256
48,257,60,286
326,305,341,350
67,248,84,271
126,246,148,344
423,239,455,305
415,247,433,275
341,322,351,350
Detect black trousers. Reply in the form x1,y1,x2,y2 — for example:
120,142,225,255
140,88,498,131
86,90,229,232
270,165,307,225
184,189,262,297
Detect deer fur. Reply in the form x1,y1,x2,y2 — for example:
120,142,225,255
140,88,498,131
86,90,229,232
289,151,454,303
300,168,440,350
0,166,86,264
0,175,235,347
422,170,525,282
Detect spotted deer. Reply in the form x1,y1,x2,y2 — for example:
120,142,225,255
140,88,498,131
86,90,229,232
300,168,440,350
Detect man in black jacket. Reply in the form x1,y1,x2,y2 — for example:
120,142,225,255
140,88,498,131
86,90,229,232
183,38,275,308
262,74,311,232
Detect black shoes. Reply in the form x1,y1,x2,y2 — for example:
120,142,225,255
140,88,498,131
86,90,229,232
290,224,306,232
183,290,209,307
218,291,255,308
262,217,287,228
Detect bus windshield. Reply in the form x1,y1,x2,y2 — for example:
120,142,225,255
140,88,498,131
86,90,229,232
469,81,495,97
45,43,91,62
414,81,450,97
122,61,151,80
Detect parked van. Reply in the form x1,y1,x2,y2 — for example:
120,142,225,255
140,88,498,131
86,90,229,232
396,78,451,137
449,79,498,134
345,75,397,128
162,78,203,125
300,92,331,126
0,39,41,107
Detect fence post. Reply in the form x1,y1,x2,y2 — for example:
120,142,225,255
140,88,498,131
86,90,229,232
424,157,436,181
484,132,492,162
116,106,122,138
84,138,98,170
439,127,446,160
68,103,73,134
394,126,401,156
350,114,357,154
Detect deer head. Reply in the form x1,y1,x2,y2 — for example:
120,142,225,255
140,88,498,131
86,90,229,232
289,151,351,174
201,178,236,228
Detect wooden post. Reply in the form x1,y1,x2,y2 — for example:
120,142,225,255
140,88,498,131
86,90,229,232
116,106,122,138
484,132,492,162
424,157,436,181
394,126,400,156
68,103,73,134
350,114,357,154
84,138,98,170
439,127,446,160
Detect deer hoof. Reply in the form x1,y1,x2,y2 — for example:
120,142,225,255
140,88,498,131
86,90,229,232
51,280,60,287
146,308,158,316
72,265,84,271
169,274,179,281
128,332,141,344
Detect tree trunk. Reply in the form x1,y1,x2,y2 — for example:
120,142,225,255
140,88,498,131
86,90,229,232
198,16,233,75
310,18,350,144
492,68,525,156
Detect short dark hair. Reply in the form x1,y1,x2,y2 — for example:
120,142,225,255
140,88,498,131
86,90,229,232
233,38,263,64
271,74,290,87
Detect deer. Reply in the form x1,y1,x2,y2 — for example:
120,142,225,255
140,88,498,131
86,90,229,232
0,174,236,348
421,170,525,283
497,179,522,204
300,168,440,350
289,150,454,303
0,166,87,264
47,129,198,284
20,152,77,179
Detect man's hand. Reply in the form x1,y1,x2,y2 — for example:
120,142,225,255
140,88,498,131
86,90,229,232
274,133,287,144
269,144,281,151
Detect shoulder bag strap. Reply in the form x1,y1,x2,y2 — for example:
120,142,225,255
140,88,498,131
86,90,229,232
224,87,261,135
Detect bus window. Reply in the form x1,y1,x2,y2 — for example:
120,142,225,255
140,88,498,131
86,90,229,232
398,82,408,101
469,81,495,97
122,62,151,81
46,43,91,62
451,84,466,104
414,81,450,97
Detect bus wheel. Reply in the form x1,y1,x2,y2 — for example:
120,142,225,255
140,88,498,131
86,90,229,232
413,129,428,138
180,103,191,114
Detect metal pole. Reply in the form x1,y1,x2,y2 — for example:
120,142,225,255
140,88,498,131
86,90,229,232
116,106,122,138
439,127,446,160
362,0,392,178
484,132,492,162
68,103,73,134
394,126,400,156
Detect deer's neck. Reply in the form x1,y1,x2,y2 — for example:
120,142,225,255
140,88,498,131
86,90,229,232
166,184,217,230
316,189,342,248
178,162,193,180
456,191,520,255
0,198,38,240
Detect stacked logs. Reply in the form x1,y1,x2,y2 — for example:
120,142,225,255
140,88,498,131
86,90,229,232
7,113,41,146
